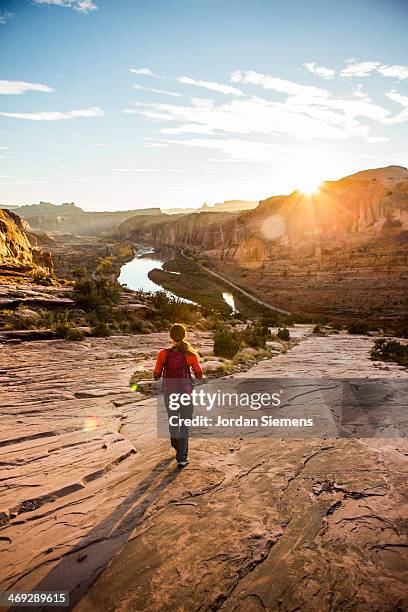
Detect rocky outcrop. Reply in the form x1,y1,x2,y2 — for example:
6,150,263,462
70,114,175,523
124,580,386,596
0,208,53,279
16,201,162,236
117,166,408,322
0,329,407,610
0,209,33,271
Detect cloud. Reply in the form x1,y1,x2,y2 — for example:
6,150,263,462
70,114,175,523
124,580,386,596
386,90,408,107
133,84,182,98
0,80,54,95
340,60,380,77
303,62,336,79
113,168,157,172
127,76,388,145
384,90,408,124
0,11,14,24
0,107,104,120
33,0,97,13
341,59,408,81
130,68,158,77
231,70,329,98
377,64,408,80
154,136,283,163
177,76,243,96
3,180,48,185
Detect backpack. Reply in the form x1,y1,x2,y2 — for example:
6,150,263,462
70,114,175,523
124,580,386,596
162,348,193,396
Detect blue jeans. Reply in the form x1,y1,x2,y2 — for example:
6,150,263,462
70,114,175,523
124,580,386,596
164,395,193,462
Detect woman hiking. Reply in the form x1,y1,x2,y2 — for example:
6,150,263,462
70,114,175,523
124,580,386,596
153,323,203,466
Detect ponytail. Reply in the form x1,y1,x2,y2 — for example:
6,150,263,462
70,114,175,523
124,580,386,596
170,323,199,356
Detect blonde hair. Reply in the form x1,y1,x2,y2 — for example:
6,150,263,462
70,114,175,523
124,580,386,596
170,323,199,356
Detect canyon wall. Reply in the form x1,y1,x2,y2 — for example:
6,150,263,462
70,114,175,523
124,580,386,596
117,166,408,322
0,208,53,279
15,202,162,236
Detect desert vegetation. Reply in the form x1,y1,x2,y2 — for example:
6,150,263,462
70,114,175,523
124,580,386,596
371,337,408,367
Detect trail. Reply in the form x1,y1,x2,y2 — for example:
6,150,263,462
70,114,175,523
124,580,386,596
0,328,407,611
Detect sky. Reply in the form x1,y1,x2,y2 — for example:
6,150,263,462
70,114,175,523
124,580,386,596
0,0,408,212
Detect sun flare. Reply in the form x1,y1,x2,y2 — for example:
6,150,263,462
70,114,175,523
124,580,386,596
297,177,322,195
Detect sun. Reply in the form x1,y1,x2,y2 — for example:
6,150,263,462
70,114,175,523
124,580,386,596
297,176,322,195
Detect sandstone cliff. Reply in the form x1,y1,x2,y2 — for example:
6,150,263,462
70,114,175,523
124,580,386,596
116,166,408,322
0,208,53,279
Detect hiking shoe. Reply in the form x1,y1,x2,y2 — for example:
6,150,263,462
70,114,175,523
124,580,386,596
177,459,190,467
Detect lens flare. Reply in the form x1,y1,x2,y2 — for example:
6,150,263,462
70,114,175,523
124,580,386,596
83,415,100,432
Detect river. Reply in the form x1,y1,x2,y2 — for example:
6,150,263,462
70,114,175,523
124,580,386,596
118,246,237,312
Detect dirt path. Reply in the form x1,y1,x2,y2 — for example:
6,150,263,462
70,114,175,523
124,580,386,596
1,329,407,611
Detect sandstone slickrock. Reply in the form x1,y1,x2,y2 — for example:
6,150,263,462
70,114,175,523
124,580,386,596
1,328,407,610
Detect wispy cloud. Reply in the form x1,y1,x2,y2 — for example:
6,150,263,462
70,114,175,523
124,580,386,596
133,84,182,98
130,68,158,77
33,0,97,13
177,76,244,96
154,137,283,163
0,11,14,24
0,107,104,120
303,62,336,79
340,60,380,77
124,69,391,162
377,64,408,80
231,70,329,98
341,59,408,80
3,180,48,185
384,90,408,124
113,167,157,172
0,80,54,95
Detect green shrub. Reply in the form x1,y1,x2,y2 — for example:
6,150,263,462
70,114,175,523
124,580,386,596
151,291,200,324
32,271,55,286
313,325,321,334
92,321,111,337
54,322,75,339
277,327,290,341
65,327,84,341
348,321,369,335
213,326,241,358
370,338,408,367
242,323,271,348
74,275,120,311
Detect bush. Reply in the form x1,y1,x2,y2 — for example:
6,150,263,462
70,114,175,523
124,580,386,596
313,325,321,334
277,327,290,341
151,291,200,324
54,321,82,339
348,321,369,335
242,323,271,348
92,321,111,337
213,326,241,358
370,338,408,367
74,275,121,311
32,271,55,286
65,327,84,341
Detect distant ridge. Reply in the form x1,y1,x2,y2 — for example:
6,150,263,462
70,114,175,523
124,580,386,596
163,200,258,215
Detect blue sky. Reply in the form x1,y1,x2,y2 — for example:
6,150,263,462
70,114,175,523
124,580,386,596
0,0,408,211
